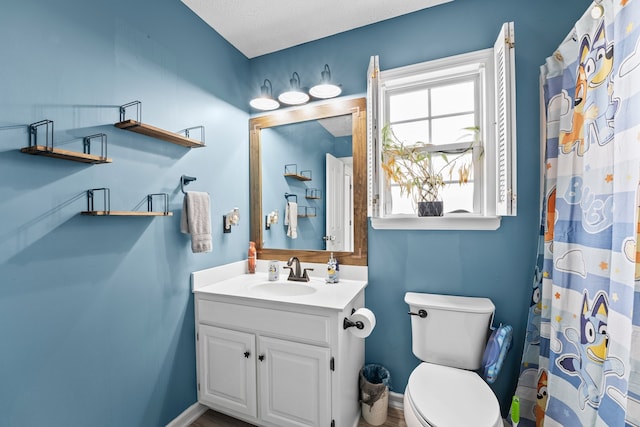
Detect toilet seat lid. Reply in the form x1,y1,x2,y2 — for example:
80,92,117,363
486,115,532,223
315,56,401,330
407,363,501,427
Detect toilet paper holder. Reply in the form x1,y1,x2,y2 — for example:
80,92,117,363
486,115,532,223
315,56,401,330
343,308,365,330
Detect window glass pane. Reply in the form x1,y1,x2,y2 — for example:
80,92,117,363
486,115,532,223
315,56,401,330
431,81,475,116
386,150,475,215
389,183,475,214
389,90,429,122
430,151,473,183
389,186,414,215
390,121,429,145
431,114,475,145
441,183,475,213
384,74,480,217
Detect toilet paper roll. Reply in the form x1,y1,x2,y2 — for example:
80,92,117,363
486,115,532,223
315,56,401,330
348,308,376,338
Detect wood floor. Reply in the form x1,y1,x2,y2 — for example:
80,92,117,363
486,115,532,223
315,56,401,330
190,406,407,427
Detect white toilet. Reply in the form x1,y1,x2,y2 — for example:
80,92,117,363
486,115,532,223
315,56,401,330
403,292,503,427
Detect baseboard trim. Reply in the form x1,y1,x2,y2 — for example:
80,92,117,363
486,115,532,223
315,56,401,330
388,391,404,409
166,402,208,427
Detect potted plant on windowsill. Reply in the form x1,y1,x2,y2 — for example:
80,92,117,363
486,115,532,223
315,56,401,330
381,125,477,217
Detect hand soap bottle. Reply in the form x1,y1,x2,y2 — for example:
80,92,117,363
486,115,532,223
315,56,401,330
248,241,256,274
326,252,339,283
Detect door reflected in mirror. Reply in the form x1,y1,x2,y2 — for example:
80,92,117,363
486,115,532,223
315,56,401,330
261,115,354,252
249,97,367,266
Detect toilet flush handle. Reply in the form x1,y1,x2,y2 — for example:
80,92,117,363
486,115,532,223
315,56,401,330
408,309,428,318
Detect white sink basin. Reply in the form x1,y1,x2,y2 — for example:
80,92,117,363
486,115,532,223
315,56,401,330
194,272,367,310
249,282,317,297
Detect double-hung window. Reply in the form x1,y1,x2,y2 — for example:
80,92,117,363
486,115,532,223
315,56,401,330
367,22,516,230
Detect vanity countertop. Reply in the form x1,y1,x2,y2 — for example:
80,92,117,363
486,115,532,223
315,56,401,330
194,272,367,311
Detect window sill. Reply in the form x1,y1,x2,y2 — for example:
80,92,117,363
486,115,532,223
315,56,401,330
370,214,501,230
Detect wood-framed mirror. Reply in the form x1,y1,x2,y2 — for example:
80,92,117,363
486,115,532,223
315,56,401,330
250,97,367,266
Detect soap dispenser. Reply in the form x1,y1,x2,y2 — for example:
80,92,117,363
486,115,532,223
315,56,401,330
326,252,339,283
248,241,256,274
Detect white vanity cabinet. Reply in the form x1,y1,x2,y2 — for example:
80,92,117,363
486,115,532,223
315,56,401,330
257,335,331,427
198,324,257,417
194,278,366,427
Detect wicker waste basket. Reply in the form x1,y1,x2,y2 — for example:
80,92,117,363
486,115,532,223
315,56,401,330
359,364,392,426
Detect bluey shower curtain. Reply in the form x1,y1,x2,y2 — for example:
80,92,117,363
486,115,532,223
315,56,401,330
514,1,640,426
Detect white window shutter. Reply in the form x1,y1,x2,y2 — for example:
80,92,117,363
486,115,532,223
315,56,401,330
367,55,381,217
494,22,517,216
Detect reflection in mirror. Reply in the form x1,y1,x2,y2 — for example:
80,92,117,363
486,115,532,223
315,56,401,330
249,97,367,266
261,115,353,252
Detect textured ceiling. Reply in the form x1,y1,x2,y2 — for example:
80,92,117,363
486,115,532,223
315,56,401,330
180,0,453,58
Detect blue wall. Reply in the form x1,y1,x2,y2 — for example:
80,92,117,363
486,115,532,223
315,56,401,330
261,121,331,251
0,0,249,426
251,0,586,415
261,121,352,251
0,0,591,425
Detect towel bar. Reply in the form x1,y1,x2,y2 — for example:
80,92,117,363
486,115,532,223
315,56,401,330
284,193,297,203
181,175,197,194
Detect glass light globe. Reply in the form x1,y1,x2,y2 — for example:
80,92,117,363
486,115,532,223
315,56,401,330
278,90,310,105
250,97,279,111
309,83,342,99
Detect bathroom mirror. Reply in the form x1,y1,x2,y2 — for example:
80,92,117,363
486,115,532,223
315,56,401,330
261,116,353,252
250,97,367,266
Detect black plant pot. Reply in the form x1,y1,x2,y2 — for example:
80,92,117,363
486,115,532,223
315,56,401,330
418,201,443,217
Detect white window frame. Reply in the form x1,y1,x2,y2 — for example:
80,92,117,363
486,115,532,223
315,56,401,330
367,22,516,230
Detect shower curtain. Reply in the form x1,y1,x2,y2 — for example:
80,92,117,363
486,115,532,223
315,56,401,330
514,1,640,426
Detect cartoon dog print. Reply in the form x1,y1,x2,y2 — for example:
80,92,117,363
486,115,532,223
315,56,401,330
583,20,618,147
560,62,590,156
556,290,624,409
560,20,618,156
535,369,548,427
545,187,556,245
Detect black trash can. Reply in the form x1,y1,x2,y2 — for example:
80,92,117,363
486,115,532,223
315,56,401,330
359,364,392,426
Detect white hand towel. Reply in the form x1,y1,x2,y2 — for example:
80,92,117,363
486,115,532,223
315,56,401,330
285,201,298,239
181,191,212,253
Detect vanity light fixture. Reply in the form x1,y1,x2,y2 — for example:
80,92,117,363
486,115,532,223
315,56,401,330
278,72,310,105
250,79,280,111
309,64,342,99
223,207,240,233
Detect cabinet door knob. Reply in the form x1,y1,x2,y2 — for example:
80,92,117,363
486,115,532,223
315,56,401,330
258,354,265,362
244,351,250,358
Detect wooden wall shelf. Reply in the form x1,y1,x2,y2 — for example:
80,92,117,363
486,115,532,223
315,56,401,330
21,121,111,164
21,146,112,164
114,120,205,148
305,188,321,199
283,172,312,181
283,164,311,181
297,206,316,217
81,210,172,217
81,189,172,217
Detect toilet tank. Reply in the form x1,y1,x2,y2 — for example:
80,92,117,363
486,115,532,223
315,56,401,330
405,292,495,370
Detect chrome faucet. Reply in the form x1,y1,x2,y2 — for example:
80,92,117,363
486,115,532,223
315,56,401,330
284,256,313,282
